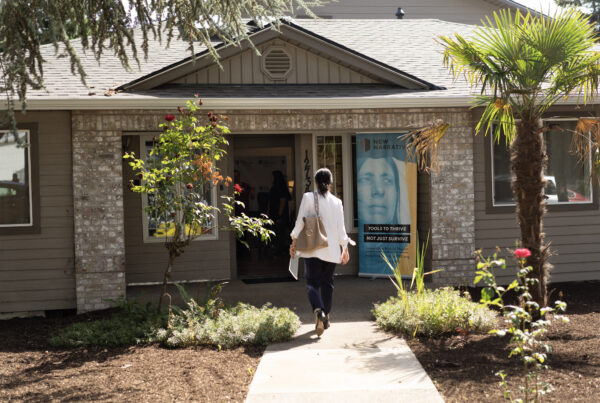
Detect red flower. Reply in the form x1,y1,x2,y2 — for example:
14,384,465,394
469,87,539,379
165,114,175,122
234,184,242,193
514,248,532,259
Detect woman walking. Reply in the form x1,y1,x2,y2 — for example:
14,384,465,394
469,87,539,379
289,168,355,336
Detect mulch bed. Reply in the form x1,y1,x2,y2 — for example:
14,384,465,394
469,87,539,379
1,281,599,402
0,310,264,402
407,281,600,402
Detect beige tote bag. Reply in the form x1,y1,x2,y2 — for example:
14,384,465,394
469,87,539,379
295,192,328,253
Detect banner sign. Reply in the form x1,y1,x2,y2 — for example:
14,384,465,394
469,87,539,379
356,133,417,277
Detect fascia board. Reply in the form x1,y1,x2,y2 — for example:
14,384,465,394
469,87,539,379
2,96,482,110
12,95,596,111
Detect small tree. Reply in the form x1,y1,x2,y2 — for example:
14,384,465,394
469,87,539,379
124,98,273,310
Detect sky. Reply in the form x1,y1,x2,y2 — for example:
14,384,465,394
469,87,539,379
514,0,565,14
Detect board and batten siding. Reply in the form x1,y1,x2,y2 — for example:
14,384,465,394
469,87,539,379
172,38,380,86
0,111,76,313
122,135,232,285
473,131,600,284
296,0,520,24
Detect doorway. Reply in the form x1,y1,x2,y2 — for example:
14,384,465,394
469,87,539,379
233,135,296,279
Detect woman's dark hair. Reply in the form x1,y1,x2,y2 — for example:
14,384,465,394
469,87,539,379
314,168,332,196
272,170,287,190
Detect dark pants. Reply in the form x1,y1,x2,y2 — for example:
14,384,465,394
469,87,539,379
304,258,336,315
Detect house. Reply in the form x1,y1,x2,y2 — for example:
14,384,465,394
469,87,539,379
1,13,598,315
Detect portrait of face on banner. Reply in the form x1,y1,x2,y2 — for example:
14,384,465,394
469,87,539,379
356,133,417,277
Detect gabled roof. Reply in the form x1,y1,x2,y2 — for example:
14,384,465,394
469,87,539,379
23,19,488,109
118,20,444,92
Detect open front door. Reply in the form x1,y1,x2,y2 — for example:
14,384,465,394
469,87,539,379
233,135,296,279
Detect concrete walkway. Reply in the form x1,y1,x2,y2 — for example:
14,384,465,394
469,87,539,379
128,276,444,402
246,321,443,403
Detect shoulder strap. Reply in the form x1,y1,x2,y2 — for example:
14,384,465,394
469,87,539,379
313,191,320,217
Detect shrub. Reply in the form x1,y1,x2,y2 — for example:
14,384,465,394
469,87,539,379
50,284,300,350
373,287,497,337
151,301,301,348
49,300,166,348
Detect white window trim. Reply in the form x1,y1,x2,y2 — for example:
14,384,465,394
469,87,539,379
0,129,33,228
490,118,594,207
139,134,218,243
312,132,355,232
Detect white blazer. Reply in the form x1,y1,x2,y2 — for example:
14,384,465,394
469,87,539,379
290,191,355,264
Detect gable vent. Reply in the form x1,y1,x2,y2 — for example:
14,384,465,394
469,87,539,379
262,46,292,81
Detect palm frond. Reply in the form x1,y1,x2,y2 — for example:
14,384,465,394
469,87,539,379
399,120,450,173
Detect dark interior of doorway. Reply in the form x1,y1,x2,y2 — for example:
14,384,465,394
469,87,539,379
234,135,296,280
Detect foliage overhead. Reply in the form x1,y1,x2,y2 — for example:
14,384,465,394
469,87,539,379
0,0,322,125
555,0,600,29
406,9,600,170
444,9,600,140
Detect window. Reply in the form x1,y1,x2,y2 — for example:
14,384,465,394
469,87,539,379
492,120,593,206
0,130,32,227
141,136,217,242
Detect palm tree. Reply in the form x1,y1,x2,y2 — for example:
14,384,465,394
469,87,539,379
436,10,600,306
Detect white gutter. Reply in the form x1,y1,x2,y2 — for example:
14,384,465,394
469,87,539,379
5,96,474,110
11,94,596,111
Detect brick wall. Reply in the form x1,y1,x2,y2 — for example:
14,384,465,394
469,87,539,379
71,107,476,312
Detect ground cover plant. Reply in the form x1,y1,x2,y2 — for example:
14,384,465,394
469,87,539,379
373,238,497,337
373,287,497,337
50,283,300,350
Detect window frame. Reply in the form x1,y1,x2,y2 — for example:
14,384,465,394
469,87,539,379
139,134,218,243
486,118,599,213
0,123,40,235
312,132,355,232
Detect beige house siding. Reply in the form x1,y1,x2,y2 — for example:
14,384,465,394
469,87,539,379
172,38,380,85
296,0,520,24
0,111,76,313
473,128,600,284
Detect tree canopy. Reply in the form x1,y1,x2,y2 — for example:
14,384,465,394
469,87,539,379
0,0,321,125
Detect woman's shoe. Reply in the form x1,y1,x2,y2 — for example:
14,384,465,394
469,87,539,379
323,313,330,330
314,308,326,336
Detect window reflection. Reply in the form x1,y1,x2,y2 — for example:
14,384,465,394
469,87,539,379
492,121,592,206
0,131,31,226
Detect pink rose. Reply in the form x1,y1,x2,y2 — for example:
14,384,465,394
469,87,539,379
234,184,242,193
514,248,532,259
165,114,175,122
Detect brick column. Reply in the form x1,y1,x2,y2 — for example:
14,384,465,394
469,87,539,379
430,121,476,286
72,113,126,313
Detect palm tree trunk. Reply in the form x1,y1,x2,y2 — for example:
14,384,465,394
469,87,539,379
511,119,551,307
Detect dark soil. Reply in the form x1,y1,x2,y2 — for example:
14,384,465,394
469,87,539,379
1,281,599,402
407,281,600,402
0,310,264,402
